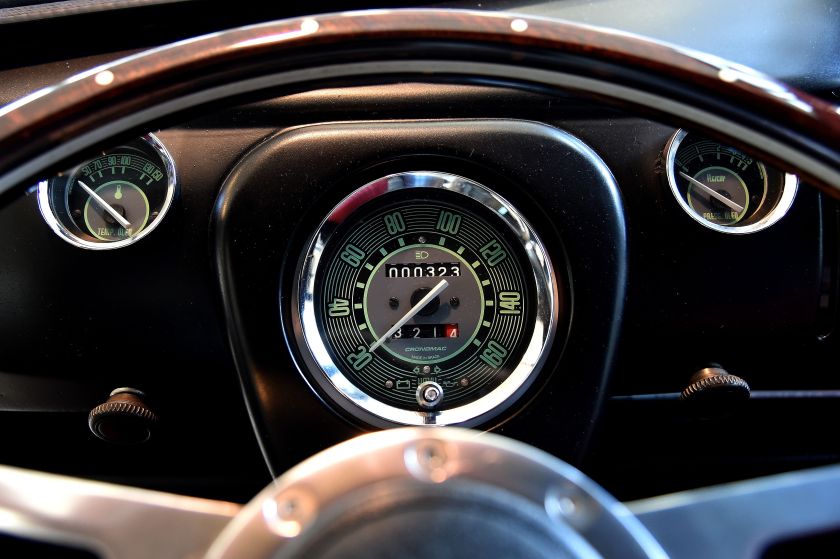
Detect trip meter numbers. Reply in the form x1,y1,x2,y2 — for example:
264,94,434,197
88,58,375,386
295,171,558,427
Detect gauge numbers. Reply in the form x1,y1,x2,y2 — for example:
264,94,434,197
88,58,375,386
297,172,557,427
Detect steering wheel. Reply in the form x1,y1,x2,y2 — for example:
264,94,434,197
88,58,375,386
1,9,839,559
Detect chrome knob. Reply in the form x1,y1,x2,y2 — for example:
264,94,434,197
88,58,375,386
416,381,444,409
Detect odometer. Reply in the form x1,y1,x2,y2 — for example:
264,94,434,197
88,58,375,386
385,262,461,277
295,171,558,427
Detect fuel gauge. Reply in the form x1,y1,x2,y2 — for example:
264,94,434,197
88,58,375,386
37,134,176,249
664,130,797,233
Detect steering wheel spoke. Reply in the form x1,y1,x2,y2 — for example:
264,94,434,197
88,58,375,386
0,464,239,559
629,463,840,559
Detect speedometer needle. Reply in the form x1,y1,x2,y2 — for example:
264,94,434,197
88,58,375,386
77,180,132,229
369,279,449,352
679,172,745,214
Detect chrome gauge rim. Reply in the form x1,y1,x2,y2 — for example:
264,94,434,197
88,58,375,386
295,171,558,427
665,129,798,234
36,133,177,250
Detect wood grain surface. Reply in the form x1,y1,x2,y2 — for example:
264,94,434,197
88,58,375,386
0,9,838,197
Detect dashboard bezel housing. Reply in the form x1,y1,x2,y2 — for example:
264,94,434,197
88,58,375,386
213,118,627,469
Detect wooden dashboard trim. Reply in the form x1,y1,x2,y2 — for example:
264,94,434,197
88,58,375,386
0,9,838,195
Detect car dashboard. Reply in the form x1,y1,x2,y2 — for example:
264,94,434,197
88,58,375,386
0,0,839,557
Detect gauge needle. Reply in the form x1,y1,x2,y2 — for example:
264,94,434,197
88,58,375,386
77,180,132,229
678,172,745,214
369,279,449,352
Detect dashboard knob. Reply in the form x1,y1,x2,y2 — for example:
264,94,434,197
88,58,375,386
88,387,158,444
680,367,750,403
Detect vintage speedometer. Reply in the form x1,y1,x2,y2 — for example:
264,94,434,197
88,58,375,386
295,171,558,427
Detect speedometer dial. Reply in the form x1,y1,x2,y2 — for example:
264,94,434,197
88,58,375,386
295,171,558,427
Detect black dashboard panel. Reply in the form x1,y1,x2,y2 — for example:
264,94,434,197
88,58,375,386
0,1,837,511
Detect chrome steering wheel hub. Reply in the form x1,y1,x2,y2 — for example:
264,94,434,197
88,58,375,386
206,428,666,559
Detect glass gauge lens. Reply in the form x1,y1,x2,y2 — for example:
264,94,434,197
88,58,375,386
665,130,797,233
37,134,176,249
296,172,558,427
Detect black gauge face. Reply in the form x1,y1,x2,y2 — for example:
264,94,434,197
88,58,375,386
665,130,797,233
318,198,533,410
38,135,176,249
296,172,557,427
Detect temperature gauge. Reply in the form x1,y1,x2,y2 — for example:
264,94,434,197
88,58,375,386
37,134,176,249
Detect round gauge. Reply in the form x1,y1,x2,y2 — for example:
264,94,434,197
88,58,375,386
37,134,176,249
294,171,558,427
665,130,798,233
